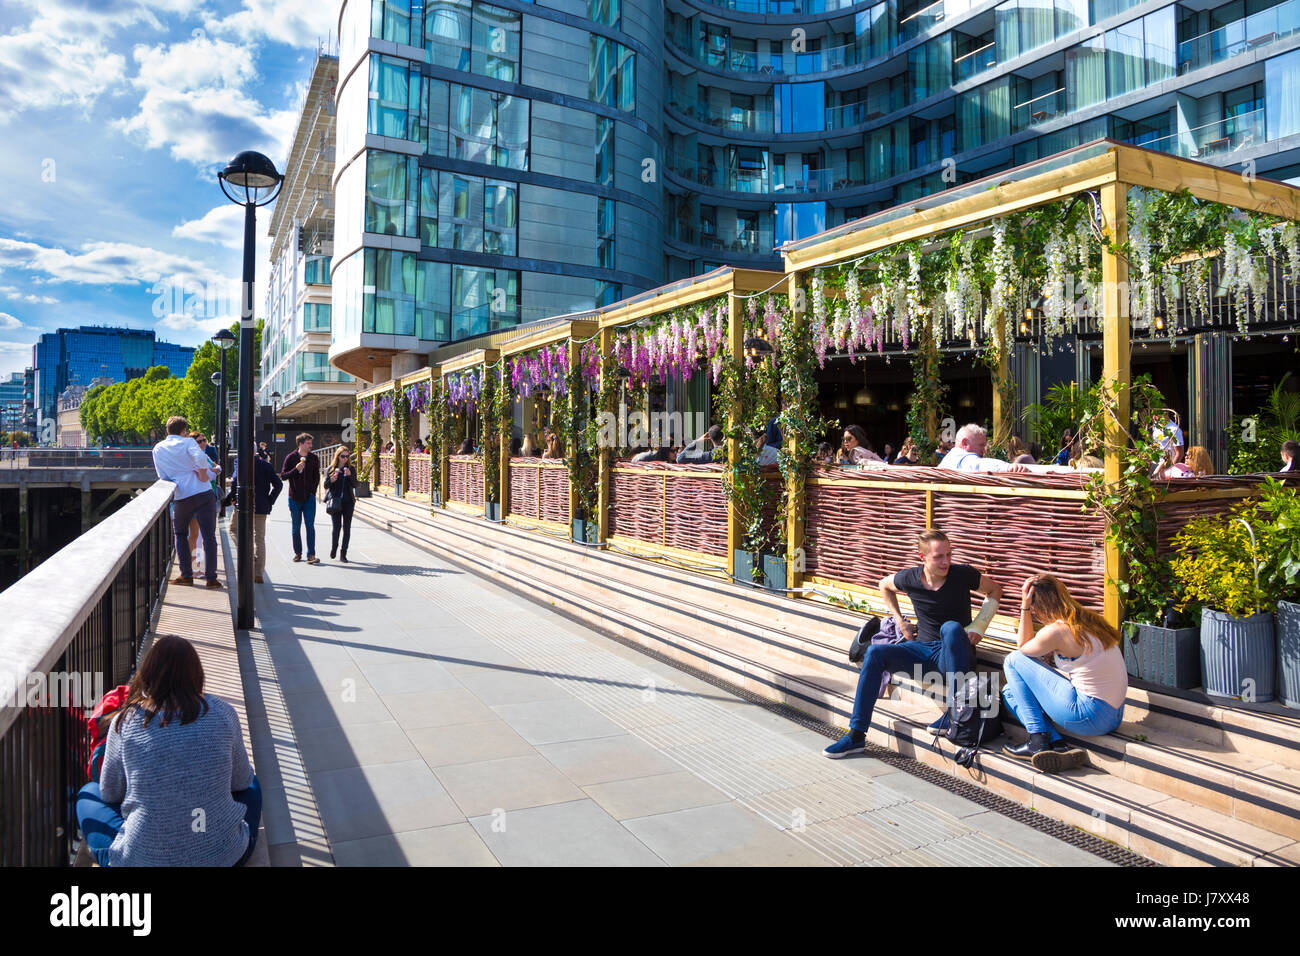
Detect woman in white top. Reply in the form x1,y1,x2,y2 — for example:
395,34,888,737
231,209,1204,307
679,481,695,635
1001,574,1128,772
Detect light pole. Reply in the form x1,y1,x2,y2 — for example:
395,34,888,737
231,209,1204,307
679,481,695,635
210,369,225,515
270,390,281,468
219,150,282,629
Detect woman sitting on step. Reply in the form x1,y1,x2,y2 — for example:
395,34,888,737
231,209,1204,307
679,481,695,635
75,635,261,866
1000,574,1128,773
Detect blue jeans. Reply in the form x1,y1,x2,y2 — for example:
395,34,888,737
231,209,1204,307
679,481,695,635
1001,650,1124,742
76,777,262,867
850,621,974,733
171,490,218,581
288,497,316,557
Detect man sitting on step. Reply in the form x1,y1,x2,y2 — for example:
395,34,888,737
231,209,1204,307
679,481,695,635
825,529,1002,758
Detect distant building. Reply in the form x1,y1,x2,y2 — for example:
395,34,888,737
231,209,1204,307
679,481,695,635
0,371,24,434
30,327,196,443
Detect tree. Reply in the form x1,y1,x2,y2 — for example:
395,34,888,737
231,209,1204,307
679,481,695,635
182,319,263,440
3,431,31,446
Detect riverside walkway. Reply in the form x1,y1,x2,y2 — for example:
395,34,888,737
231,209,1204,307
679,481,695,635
232,509,1108,867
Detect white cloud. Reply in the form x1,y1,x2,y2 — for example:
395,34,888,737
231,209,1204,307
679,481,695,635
205,0,339,50
0,285,57,305
0,236,228,296
0,312,21,330
156,312,233,336
130,34,259,93
173,203,245,249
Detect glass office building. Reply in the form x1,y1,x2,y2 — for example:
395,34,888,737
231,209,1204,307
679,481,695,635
261,50,360,425
0,372,24,434
663,0,1300,277
331,0,665,383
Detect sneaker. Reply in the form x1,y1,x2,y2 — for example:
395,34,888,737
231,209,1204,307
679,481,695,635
306,555,320,565
927,713,951,737
823,732,867,759
170,575,194,585
204,579,223,589
292,554,302,562
1031,747,1087,773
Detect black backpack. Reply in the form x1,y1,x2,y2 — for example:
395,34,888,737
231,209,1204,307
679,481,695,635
941,672,1003,768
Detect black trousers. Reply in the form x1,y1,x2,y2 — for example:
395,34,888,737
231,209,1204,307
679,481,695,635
331,505,354,556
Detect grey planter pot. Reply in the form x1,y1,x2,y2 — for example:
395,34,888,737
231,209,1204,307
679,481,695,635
354,480,372,499
485,502,501,521
761,554,787,593
734,550,760,585
1277,600,1300,709
1124,622,1201,689
1200,608,1276,702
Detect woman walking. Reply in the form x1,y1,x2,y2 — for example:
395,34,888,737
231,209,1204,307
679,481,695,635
74,634,261,866
326,446,358,562
1000,574,1128,772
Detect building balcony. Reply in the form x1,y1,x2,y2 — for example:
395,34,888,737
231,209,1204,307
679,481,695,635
1177,0,1300,75
1130,108,1266,162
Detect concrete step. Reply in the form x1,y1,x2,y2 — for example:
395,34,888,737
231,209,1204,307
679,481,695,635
358,494,1300,866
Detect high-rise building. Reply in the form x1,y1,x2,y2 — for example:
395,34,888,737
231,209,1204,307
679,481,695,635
330,0,664,384
0,372,24,434
261,48,360,425
29,327,196,440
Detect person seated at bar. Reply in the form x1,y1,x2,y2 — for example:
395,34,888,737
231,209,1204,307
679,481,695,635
1075,454,1103,470
509,437,522,456
677,424,723,464
825,529,1003,757
543,429,564,459
881,443,895,464
412,438,425,454
837,424,884,465
75,635,261,866
631,444,672,462
1158,444,1193,478
1008,434,1034,465
1183,445,1213,476
893,437,920,466
1152,410,1185,462
815,441,834,464
1053,430,1076,467
520,432,539,456
938,424,1029,473
756,422,781,466
458,437,474,455
1281,440,1299,472
1000,574,1126,772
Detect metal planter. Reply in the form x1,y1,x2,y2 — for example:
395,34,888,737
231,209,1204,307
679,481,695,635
1200,608,1276,703
1277,600,1300,709
1124,622,1201,689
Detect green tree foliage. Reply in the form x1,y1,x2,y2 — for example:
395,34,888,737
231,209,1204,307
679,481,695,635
183,319,264,439
2,431,31,446
80,367,193,445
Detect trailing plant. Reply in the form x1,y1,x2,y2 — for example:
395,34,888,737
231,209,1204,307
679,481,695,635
1026,381,1102,460
1077,374,1176,626
552,342,599,527
480,364,500,504
907,321,946,461
429,379,447,506
1172,497,1294,618
392,384,410,488
355,397,372,482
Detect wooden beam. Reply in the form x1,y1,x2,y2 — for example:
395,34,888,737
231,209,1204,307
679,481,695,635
785,273,806,594
1100,181,1130,630
596,327,614,544
1116,146,1300,222
784,150,1120,272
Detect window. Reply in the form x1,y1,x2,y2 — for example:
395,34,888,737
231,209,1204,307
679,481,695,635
590,36,636,111
1065,36,1105,112
369,55,425,145
419,167,438,245
303,255,331,285
416,261,451,340
426,1,520,82
365,151,419,237
597,198,615,269
484,180,518,255
434,174,517,253
363,248,416,335
774,202,826,246
776,82,825,133
591,0,620,28
595,116,615,187
303,303,332,331
298,351,351,383
450,266,520,338
1266,47,1300,141
372,0,414,45
596,281,622,307
429,80,529,169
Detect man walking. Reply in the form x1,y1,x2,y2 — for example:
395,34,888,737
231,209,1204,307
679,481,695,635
281,432,321,564
230,450,283,583
152,416,222,588
824,529,1002,757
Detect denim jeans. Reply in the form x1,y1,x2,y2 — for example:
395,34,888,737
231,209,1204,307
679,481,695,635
287,496,316,557
75,776,262,867
850,621,974,733
171,490,218,581
1001,650,1124,742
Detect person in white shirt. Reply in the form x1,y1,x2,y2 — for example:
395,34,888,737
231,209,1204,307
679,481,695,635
1280,440,1298,472
1152,412,1184,460
937,424,1029,473
152,415,221,588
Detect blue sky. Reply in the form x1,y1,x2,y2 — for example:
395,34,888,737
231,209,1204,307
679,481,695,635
0,0,339,377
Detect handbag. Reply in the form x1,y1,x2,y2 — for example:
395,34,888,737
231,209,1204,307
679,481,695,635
325,488,343,516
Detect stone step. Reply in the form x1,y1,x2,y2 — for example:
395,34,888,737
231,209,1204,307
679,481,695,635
359,494,1300,866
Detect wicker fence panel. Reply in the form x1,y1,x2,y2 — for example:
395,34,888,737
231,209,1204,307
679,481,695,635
804,482,928,590
448,456,471,504
663,471,728,556
509,460,539,519
467,458,484,508
933,493,1106,616
378,454,395,489
610,471,665,546
1155,495,1251,557
408,454,431,495
538,465,570,524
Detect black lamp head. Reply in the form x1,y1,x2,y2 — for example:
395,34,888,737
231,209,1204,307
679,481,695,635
218,150,283,205
212,328,236,351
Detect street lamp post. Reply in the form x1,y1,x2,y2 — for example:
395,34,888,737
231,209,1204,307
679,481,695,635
219,151,282,630
270,390,281,468
210,369,225,514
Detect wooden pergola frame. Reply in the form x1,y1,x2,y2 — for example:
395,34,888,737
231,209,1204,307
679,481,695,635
499,317,599,531
439,348,498,513
597,267,784,569
781,138,1300,626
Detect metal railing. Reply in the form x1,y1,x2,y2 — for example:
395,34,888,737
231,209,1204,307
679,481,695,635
1132,108,1266,162
1177,0,1300,74
0,480,174,866
0,447,157,469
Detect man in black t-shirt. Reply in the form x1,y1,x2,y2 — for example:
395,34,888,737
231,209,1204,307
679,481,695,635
825,529,1003,758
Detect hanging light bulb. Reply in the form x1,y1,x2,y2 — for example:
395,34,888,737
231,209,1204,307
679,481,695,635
1154,314,1165,332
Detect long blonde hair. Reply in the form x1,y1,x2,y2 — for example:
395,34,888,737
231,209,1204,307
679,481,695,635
1184,445,1213,477
1026,574,1120,651
330,446,352,475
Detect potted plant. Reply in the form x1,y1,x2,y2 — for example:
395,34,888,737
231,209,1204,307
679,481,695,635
1259,478,1300,707
1172,502,1280,702
761,552,787,592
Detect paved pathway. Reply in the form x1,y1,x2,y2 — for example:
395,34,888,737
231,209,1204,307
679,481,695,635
239,508,1108,866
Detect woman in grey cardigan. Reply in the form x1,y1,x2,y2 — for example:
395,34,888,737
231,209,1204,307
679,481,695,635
75,634,261,866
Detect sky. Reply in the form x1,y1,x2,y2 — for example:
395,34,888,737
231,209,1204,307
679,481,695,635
0,0,339,378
